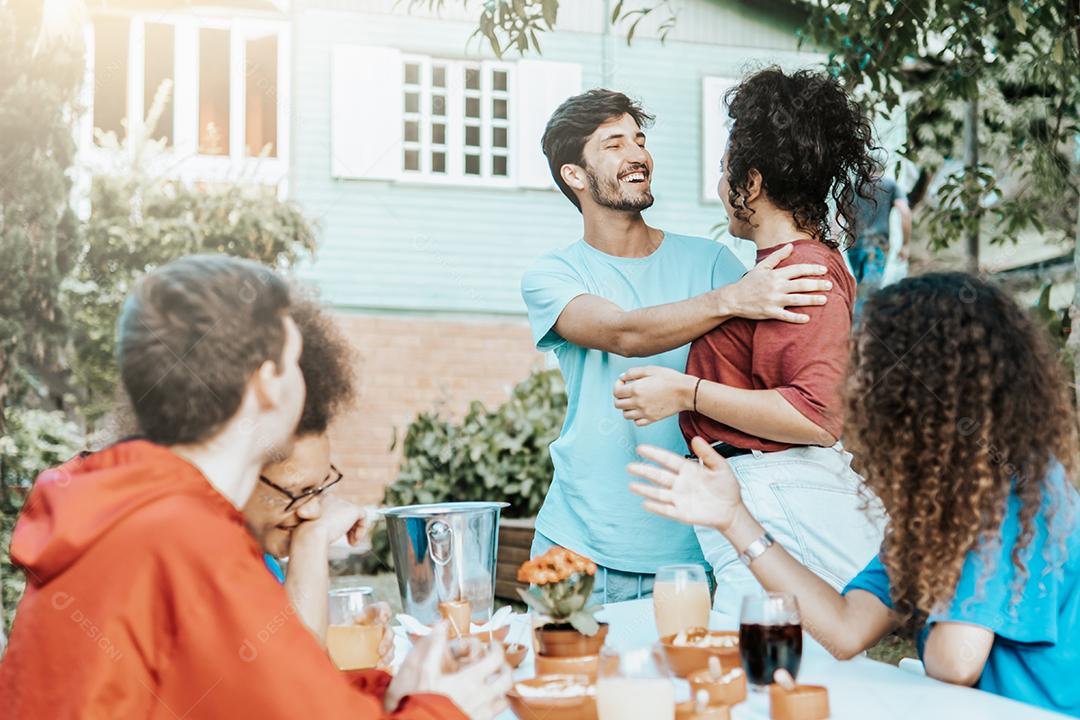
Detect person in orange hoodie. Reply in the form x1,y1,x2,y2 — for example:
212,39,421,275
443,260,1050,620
0,255,510,719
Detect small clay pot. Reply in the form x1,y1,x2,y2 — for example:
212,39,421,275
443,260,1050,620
438,600,471,638
535,623,609,657
769,684,830,720
688,666,747,707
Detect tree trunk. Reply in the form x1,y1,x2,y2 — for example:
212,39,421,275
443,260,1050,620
963,96,980,273
1070,189,1080,407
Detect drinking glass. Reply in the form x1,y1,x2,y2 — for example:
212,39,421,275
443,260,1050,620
326,586,382,670
652,564,711,638
596,646,675,720
738,592,802,690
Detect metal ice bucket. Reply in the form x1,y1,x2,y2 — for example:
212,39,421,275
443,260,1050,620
382,501,509,626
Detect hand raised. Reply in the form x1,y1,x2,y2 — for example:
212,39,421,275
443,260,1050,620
725,243,832,323
628,437,744,531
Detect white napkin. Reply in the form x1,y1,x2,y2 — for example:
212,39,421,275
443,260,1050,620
395,605,518,637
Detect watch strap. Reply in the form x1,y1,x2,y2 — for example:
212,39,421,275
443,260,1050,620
738,531,776,567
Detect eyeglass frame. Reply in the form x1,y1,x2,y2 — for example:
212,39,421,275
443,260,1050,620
258,464,344,512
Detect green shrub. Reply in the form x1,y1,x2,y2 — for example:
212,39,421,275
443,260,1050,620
384,368,567,519
1,409,86,636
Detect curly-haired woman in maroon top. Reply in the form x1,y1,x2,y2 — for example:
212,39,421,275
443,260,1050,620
614,67,886,614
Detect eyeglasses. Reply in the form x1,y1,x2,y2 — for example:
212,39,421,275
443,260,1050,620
259,464,344,512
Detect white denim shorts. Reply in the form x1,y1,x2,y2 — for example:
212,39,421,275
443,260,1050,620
696,443,887,616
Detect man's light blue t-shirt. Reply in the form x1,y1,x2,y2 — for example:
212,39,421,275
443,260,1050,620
521,233,746,573
844,463,1080,716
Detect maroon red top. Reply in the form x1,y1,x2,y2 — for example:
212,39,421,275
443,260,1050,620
680,239,855,452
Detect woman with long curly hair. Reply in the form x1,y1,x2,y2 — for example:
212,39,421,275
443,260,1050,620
615,67,885,612
629,272,1080,714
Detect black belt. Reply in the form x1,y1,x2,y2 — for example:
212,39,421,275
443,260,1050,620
686,441,754,460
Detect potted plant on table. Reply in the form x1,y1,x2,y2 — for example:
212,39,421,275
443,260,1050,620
517,546,608,657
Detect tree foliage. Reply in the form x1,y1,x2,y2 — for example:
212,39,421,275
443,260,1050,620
65,86,319,419
799,0,1080,256
0,1,84,432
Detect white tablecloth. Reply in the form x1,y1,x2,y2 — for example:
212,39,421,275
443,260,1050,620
394,598,1068,720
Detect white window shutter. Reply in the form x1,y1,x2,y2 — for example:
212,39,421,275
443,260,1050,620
515,59,582,189
701,76,737,202
331,45,402,180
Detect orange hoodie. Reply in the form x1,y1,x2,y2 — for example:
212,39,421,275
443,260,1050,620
0,440,464,720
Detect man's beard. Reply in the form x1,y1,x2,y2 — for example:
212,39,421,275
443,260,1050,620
585,165,654,212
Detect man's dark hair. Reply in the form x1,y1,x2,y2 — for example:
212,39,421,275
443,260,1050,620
291,295,357,436
117,254,292,446
541,89,654,211
723,67,879,249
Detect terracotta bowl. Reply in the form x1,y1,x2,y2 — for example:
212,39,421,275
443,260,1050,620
688,666,748,706
769,684,830,720
535,623,609,657
507,675,597,720
660,629,740,678
675,700,732,720
534,653,608,681
502,642,528,669
407,624,509,646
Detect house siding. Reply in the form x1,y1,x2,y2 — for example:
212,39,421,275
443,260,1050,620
290,0,816,315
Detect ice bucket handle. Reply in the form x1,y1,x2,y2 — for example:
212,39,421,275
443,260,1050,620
426,519,453,566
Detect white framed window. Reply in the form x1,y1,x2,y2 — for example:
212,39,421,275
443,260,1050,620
701,76,738,203
331,47,581,189
398,55,515,184
80,12,290,188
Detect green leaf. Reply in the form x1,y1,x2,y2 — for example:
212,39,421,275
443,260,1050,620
610,0,624,24
567,610,600,636
517,587,554,615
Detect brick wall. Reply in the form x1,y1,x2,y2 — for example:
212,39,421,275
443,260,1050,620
325,312,546,504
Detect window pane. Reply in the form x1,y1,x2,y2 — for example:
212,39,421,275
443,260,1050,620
244,32,277,157
404,148,420,171
465,154,480,175
492,98,507,120
432,65,446,88
465,67,480,90
492,126,507,148
432,152,446,173
465,96,480,118
405,92,419,114
493,155,508,176
493,70,507,92
432,94,446,117
465,125,480,147
144,22,174,145
432,123,446,145
92,16,129,143
198,28,230,155
404,63,420,85
404,120,419,143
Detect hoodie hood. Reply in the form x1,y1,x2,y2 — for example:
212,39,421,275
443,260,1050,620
11,440,240,582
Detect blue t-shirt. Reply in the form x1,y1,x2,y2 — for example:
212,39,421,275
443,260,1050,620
521,233,746,573
264,553,286,583
843,464,1080,716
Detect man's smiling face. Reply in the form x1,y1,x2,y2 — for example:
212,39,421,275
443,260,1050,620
578,113,655,212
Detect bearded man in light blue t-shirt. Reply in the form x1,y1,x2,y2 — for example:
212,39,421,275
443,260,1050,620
521,89,837,603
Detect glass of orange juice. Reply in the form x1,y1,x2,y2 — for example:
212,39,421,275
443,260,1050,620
326,586,382,670
652,564,711,638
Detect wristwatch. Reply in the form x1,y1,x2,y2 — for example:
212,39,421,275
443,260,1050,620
738,531,776,567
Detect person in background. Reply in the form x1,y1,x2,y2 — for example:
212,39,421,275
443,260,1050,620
242,297,390,664
630,272,1080,716
614,68,885,614
522,89,836,603
848,173,912,320
0,255,510,719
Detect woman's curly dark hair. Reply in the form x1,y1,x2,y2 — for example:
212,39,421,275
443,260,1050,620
724,67,880,249
845,272,1078,622
290,295,357,436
